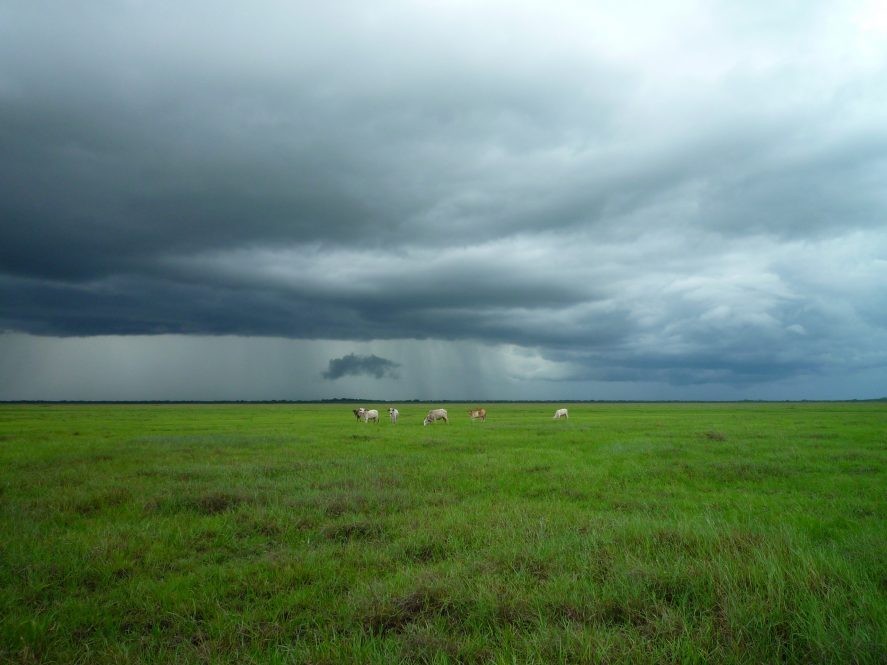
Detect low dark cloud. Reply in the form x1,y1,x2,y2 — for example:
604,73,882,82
323,353,400,381
1,2,885,397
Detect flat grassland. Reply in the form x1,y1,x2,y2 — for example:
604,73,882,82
1,402,884,664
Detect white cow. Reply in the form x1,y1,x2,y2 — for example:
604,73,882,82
363,409,380,423
553,408,569,419
388,407,399,424
423,408,448,426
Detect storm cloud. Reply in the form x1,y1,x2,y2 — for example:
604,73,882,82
323,353,401,381
1,1,886,399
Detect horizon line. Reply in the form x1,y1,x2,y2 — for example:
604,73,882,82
2,398,886,405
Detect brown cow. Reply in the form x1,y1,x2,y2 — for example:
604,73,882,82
468,407,486,422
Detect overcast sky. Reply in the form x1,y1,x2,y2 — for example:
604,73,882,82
2,1,886,400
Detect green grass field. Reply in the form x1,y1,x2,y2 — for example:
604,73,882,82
1,402,884,664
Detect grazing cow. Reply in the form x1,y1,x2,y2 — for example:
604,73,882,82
352,408,366,421
363,409,380,423
468,407,486,422
553,408,569,419
388,407,399,424
423,408,448,426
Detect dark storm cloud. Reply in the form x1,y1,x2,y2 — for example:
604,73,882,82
323,353,400,380
1,1,886,393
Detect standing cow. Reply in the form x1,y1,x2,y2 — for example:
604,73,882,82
388,407,399,424
363,409,380,423
423,408,448,426
553,408,569,419
468,407,486,422
352,408,366,421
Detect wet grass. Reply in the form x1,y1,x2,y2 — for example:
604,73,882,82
0,402,885,663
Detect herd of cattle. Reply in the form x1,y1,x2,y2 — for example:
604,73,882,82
351,406,569,425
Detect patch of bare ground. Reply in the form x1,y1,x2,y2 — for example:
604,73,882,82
707,461,790,481
322,519,384,542
719,529,765,556
398,624,463,664
494,597,538,628
362,585,457,635
144,490,254,515
400,540,451,564
72,486,132,516
495,553,550,581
